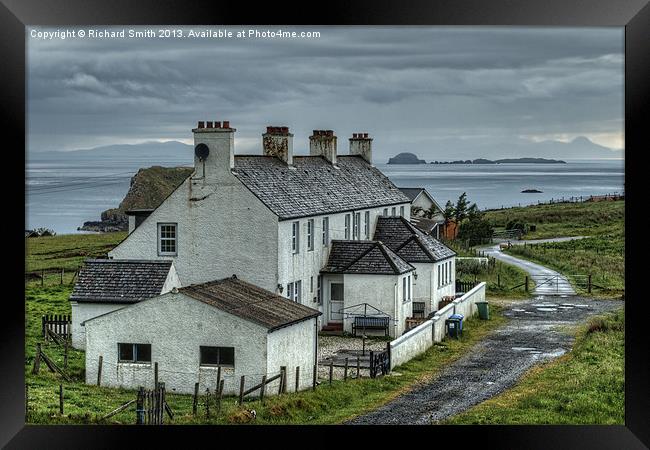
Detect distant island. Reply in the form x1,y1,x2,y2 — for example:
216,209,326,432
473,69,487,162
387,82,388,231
387,152,427,164
521,189,543,193
429,157,566,164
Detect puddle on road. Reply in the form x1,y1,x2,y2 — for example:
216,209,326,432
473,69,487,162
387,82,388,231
511,347,538,352
512,309,526,312
536,307,558,312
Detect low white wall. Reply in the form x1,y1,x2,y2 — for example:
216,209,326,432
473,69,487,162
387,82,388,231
389,282,486,370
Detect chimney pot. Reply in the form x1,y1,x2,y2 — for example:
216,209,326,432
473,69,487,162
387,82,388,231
214,121,221,128
198,121,205,129
353,133,358,138
206,121,213,128
223,120,230,128
363,133,368,138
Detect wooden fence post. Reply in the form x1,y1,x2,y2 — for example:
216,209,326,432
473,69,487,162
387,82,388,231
588,274,592,294
154,362,158,389
32,344,41,375
136,387,145,425
216,379,224,414
344,358,349,381
312,364,317,391
329,361,333,384
260,376,266,403
41,269,44,287
60,268,64,285
525,276,529,293
369,351,374,378
278,366,286,394
205,388,211,418
63,338,68,370
59,384,64,415
25,384,29,421
356,357,361,379
192,382,199,415
41,316,46,340
216,366,221,392
282,367,287,394
497,274,501,288
295,366,300,392
239,375,245,405
97,356,103,386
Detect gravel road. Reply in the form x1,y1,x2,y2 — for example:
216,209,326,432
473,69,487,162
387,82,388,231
346,297,622,425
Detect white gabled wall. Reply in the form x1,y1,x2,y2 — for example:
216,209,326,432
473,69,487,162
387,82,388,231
432,257,456,311
266,318,318,393
340,272,413,338
109,175,279,291
71,302,126,350
84,292,269,395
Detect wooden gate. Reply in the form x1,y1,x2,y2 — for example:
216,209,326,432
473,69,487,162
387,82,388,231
42,314,71,340
369,350,390,378
136,384,169,425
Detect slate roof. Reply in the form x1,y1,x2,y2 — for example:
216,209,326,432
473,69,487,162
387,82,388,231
233,155,410,220
410,216,443,234
70,259,172,304
398,187,426,202
374,216,456,263
180,276,321,332
321,240,414,275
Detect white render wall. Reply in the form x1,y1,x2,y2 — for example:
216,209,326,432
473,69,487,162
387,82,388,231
109,174,280,292
266,318,318,393
84,292,270,395
340,272,413,338
412,262,434,315
432,257,456,311
71,302,126,350
390,282,486,369
277,204,411,311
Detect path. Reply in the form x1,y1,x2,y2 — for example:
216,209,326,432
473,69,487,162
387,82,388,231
479,237,587,296
347,298,621,425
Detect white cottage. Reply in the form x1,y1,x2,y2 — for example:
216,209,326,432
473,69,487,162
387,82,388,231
108,122,418,334
373,216,456,315
83,275,321,395
69,259,181,349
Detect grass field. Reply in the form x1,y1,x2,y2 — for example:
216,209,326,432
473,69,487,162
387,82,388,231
483,199,624,239
485,199,625,296
446,308,624,424
25,232,506,425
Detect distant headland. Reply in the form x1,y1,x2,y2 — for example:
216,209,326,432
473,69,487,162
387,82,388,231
387,154,566,164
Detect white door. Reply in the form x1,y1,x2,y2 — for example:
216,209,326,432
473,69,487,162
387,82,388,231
329,282,344,322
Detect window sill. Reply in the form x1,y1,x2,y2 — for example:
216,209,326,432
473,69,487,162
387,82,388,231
118,362,152,367
200,365,235,370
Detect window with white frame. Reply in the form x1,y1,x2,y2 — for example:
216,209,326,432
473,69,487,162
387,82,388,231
287,282,294,300
322,217,329,246
295,280,302,303
157,223,177,256
317,275,322,304
364,211,370,239
353,212,360,240
391,207,396,217
345,214,351,239
407,274,411,300
307,219,314,251
438,265,442,288
400,205,405,217
292,221,300,253
310,276,314,294
383,208,388,217
402,277,407,302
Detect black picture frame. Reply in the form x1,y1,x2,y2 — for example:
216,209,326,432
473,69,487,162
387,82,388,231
4,0,647,447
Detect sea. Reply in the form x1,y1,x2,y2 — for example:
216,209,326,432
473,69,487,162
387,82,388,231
26,154,625,235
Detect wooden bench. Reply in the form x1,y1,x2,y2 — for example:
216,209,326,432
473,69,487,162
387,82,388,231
352,316,390,337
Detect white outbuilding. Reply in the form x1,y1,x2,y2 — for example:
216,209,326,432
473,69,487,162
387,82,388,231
83,275,321,395
69,259,181,350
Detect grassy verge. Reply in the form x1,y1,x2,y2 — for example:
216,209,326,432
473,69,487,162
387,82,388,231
446,308,624,424
483,199,624,239
26,277,505,424
457,260,532,300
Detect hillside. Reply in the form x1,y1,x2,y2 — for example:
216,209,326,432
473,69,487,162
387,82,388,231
387,152,427,164
79,166,193,232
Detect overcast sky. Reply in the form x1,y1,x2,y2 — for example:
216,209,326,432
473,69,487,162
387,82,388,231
27,26,624,160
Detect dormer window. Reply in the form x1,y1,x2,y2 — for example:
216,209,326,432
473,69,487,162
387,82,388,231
345,214,351,239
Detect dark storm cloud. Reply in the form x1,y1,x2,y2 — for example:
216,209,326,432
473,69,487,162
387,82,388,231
27,26,623,158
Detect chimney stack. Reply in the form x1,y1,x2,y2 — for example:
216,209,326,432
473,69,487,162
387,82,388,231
309,129,337,164
262,126,293,165
349,132,373,164
192,120,236,183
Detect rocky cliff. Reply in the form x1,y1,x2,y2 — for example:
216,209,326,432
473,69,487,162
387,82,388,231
79,166,193,232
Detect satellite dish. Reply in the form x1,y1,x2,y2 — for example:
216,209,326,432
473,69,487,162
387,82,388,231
195,143,209,161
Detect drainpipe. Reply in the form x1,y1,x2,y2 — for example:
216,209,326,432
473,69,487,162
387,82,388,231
394,281,398,338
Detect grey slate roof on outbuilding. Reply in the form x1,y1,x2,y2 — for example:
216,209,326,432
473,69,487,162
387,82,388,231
398,187,426,202
374,216,456,263
70,259,172,304
321,240,414,275
233,155,411,220
180,276,321,332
